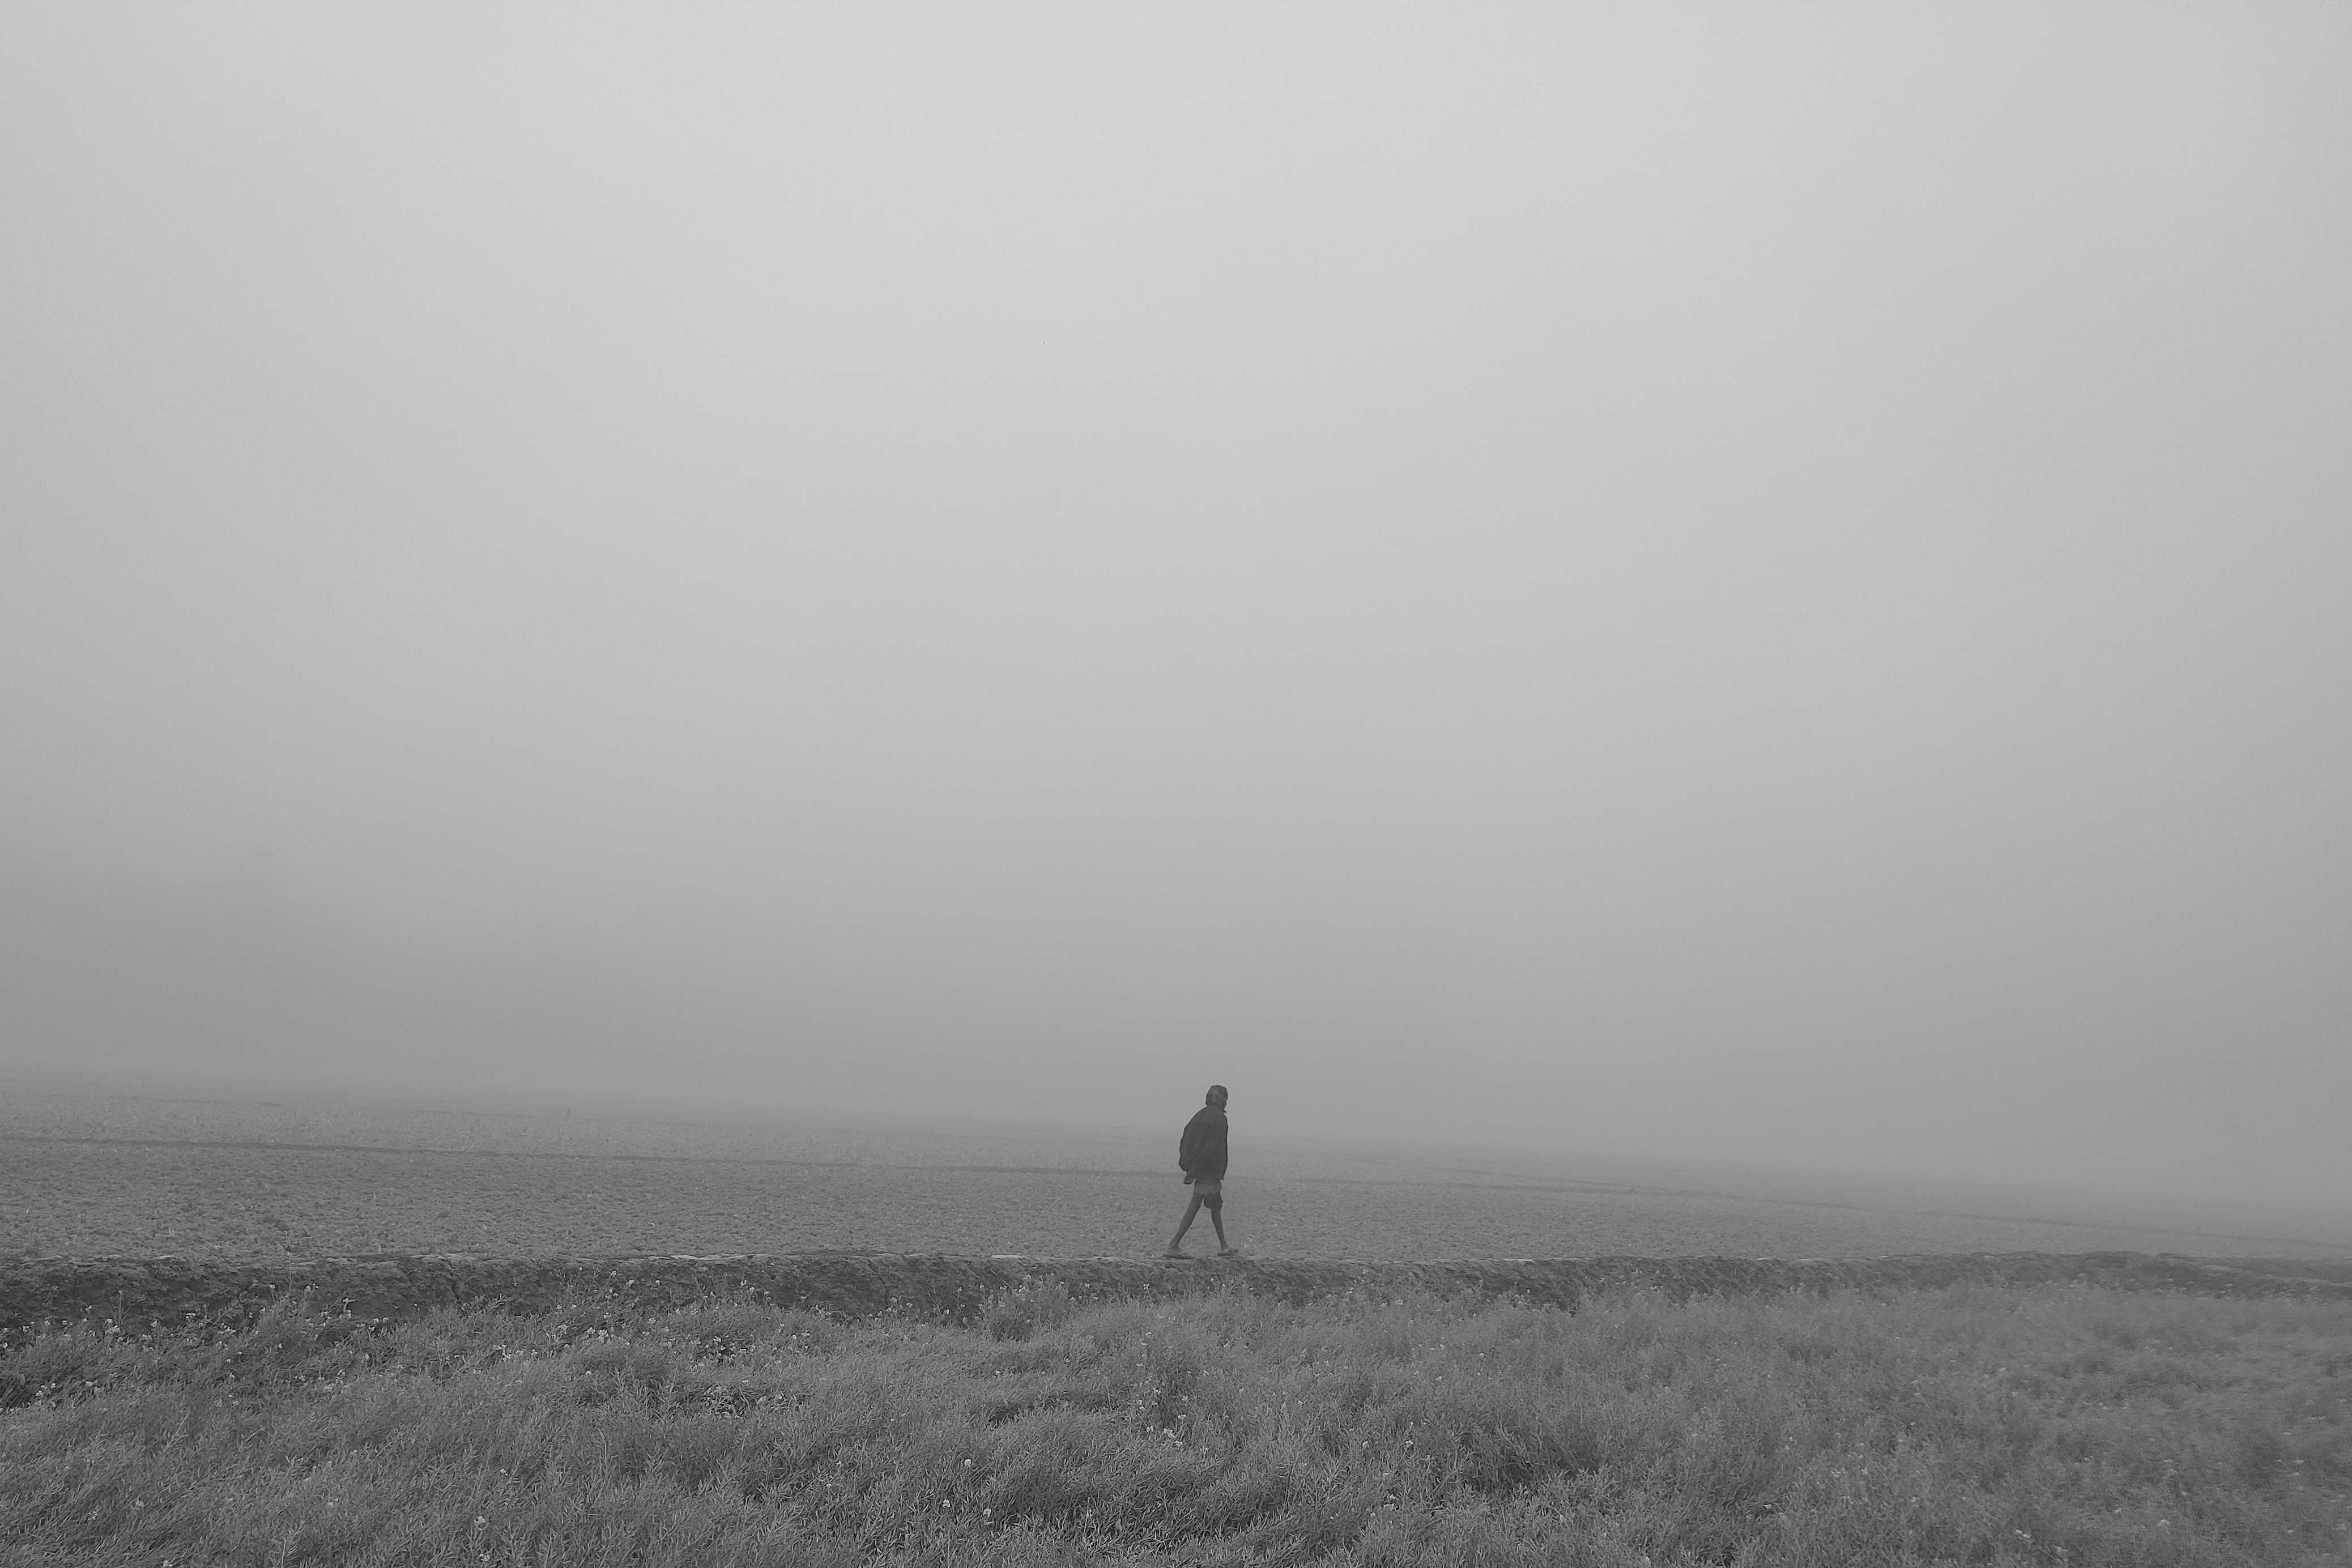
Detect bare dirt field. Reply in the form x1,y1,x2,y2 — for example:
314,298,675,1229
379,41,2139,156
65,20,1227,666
6,1085,2349,1264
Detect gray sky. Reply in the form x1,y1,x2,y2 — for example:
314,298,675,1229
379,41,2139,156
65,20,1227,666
5,4,2347,1205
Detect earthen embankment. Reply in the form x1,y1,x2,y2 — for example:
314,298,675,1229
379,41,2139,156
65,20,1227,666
5,1251,2349,1334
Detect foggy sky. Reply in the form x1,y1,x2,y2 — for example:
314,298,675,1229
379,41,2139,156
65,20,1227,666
5,5,2347,1205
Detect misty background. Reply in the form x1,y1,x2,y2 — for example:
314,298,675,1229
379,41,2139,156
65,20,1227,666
4,5,2346,1208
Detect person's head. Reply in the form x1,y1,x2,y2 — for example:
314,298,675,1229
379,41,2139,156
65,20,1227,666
1206,1084,1228,1109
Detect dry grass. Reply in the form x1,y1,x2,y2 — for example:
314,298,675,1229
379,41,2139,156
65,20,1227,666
5,1281,2349,1566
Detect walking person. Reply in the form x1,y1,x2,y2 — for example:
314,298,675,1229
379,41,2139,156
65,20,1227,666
1165,1084,1237,1258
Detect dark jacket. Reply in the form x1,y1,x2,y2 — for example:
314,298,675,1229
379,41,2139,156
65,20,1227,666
1178,1105,1228,1183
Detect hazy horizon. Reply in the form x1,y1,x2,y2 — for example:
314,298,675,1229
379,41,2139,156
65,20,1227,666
6,6,2348,1211
13,1061,2352,1235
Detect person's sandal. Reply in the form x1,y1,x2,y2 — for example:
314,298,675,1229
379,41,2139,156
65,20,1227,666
1162,1249,1188,1259
1218,1247,1241,1257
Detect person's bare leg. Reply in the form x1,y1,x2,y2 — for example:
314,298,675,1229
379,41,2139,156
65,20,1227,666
1209,1205,1233,1254
1165,1193,1203,1255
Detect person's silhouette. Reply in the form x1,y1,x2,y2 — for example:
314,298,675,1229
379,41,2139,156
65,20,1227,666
1164,1084,1235,1257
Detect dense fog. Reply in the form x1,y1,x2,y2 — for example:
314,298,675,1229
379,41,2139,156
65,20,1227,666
5,5,2347,1207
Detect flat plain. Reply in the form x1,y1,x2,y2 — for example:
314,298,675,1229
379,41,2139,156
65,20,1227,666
8,1084,2352,1566
7,1085,2349,1264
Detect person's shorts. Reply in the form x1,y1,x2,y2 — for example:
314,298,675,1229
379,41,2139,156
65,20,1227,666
1191,1178,1222,1208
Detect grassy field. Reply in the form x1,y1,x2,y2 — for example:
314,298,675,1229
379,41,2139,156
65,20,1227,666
8,1088,2350,1264
8,1085,2351,1565
5,1280,2349,1566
